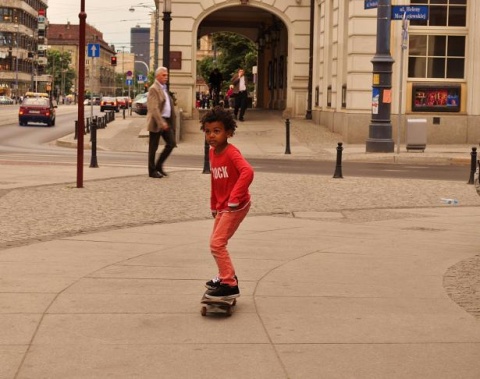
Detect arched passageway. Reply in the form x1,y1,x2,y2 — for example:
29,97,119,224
196,6,288,111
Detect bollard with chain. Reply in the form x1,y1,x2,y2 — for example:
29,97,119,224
467,147,477,184
285,118,291,154
89,116,99,168
333,142,344,178
202,139,210,174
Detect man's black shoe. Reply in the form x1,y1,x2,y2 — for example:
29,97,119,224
158,169,168,177
149,171,163,178
239,118,245,122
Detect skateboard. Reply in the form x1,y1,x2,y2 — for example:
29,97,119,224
200,294,237,317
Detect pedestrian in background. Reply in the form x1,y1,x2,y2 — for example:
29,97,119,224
147,67,176,178
226,84,234,108
232,68,248,121
200,106,254,299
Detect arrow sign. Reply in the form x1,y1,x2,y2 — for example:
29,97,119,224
126,79,133,86
87,43,100,58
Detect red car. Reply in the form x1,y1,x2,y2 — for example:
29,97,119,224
116,96,129,109
19,97,57,126
100,97,119,112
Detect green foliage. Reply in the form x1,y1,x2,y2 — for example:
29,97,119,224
198,32,257,93
46,50,75,97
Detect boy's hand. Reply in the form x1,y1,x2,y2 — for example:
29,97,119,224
211,211,217,218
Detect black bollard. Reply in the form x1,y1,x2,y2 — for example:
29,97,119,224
333,142,344,178
467,147,477,184
74,120,78,140
285,118,291,154
202,139,210,174
89,116,99,168
123,108,126,119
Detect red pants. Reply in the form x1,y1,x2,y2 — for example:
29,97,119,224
210,202,251,286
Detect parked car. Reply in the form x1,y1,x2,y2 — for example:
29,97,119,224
100,96,119,112
116,96,129,109
19,97,57,126
133,93,148,115
0,96,14,105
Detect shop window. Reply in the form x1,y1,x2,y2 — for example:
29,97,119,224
412,84,460,112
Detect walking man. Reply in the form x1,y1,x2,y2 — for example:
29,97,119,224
232,68,248,122
147,67,176,178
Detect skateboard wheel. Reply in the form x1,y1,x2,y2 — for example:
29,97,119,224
201,306,207,316
226,307,232,316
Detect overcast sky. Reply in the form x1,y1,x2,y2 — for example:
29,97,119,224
46,0,154,50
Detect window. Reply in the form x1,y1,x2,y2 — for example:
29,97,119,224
408,1,467,79
408,35,465,79
410,0,466,27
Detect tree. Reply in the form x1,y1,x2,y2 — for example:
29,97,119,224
46,50,75,99
198,32,257,93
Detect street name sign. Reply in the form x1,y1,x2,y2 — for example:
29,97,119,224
391,5,428,20
365,0,378,9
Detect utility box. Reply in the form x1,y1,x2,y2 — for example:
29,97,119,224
406,118,427,152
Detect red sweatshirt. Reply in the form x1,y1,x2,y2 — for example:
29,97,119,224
209,144,254,212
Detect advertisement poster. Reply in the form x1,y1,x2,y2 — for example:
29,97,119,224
372,88,379,115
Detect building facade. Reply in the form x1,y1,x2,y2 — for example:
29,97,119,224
131,26,150,76
313,0,478,144
0,0,46,99
148,0,477,144
47,23,116,97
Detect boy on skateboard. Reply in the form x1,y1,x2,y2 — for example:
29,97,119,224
200,106,254,299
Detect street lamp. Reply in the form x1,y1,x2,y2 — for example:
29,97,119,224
14,24,19,103
129,2,159,71
365,0,395,153
162,0,171,72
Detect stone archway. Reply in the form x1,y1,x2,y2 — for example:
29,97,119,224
196,6,288,112
165,1,308,118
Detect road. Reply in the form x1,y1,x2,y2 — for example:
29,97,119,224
0,104,471,182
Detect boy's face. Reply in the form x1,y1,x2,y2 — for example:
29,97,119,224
204,121,232,152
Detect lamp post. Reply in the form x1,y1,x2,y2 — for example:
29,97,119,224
129,3,159,71
14,24,19,103
162,0,171,73
366,0,395,153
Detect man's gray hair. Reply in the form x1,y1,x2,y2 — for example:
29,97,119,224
155,67,168,76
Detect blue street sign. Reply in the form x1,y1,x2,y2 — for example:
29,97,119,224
391,6,429,21
126,78,133,86
364,0,378,9
87,43,100,58
137,74,146,82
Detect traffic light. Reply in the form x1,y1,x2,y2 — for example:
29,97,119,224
111,56,117,66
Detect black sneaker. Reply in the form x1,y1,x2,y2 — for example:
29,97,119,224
205,275,238,290
205,284,240,299
205,276,221,290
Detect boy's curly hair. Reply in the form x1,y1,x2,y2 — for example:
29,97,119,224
200,106,237,135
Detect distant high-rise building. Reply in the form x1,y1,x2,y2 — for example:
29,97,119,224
130,27,150,75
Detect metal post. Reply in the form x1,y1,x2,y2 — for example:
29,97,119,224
305,0,314,119
90,116,99,168
468,147,477,184
366,0,395,153
285,118,291,154
333,142,344,178
202,139,210,174
162,0,172,84
397,12,408,155
77,0,87,188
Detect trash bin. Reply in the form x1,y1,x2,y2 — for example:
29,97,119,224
406,118,427,152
